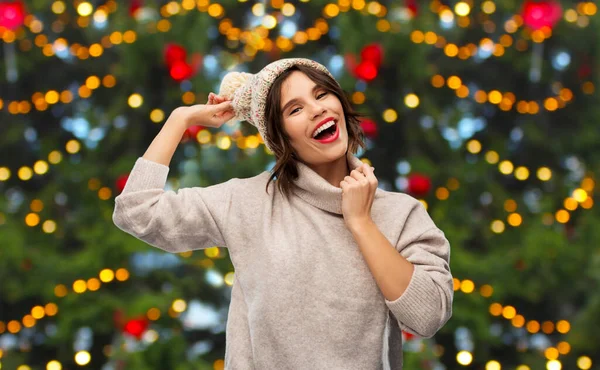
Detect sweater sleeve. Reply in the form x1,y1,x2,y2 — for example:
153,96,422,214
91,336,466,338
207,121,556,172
384,200,453,338
112,157,236,253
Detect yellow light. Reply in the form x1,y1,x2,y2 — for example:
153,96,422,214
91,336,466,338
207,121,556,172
45,303,58,316
0,167,10,181
502,305,516,319
73,279,87,293
198,130,211,144
150,109,165,123
324,4,340,17
216,135,232,150
172,299,187,313
572,188,588,202
22,315,36,328
410,30,424,43
404,94,419,108
147,308,161,321
517,366,531,370
45,90,59,104
352,91,365,104
564,198,578,211
577,356,592,370
115,268,130,281
556,320,570,334
87,278,101,291
165,1,181,15
34,160,49,175
486,360,501,370
557,341,570,355
25,213,40,227
537,167,552,181
99,269,115,283
52,1,66,14
252,3,265,16
482,1,496,14
77,2,93,16
102,75,117,89
74,351,91,366
224,271,235,286
7,320,21,333
435,187,449,200
456,350,473,365
480,284,493,297
47,360,62,370
454,2,470,16
42,220,57,233
499,160,514,174
262,15,277,29
32,305,45,319
17,366,31,370
512,315,525,328
546,360,561,370
18,166,33,181
515,166,529,180
485,151,499,164
542,321,555,334
54,284,68,297
488,90,502,104
382,109,397,123
460,279,474,293
563,9,577,23
205,247,220,258
508,213,522,227
555,210,570,223
282,3,295,16
491,220,505,233
440,9,454,22
128,93,143,108
86,76,100,89
66,139,81,154
447,76,462,89
123,30,137,43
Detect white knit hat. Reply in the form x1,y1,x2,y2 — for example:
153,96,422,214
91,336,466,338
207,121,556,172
218,58,335,152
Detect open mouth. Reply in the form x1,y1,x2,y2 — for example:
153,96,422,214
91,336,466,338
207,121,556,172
312,121,338,142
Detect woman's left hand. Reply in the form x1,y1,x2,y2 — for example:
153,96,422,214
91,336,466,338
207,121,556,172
340,163,378,229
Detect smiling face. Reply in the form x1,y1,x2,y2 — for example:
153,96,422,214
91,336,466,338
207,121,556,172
279,70,348,166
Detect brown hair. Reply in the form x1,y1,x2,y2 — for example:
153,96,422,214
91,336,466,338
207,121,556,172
264,64,366,199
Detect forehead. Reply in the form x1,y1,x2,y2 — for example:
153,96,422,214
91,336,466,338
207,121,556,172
280,71,318,102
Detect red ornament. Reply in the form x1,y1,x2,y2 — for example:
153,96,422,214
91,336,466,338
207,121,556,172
182,125,205,142
0,1,26,30
521,0,562,30
129,0,143,18
360,43,383,69
359,119,378,139
123,317,149,340
164,43,188,68
355,61,378,82
170,60,194,82
402,330,415,341
405,0,418,17
116,174,129,193
407,173,432,197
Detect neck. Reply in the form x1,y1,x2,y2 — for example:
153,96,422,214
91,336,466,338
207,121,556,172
305,154,349,188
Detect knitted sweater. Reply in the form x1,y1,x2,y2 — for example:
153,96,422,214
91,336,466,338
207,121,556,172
112,152,453,370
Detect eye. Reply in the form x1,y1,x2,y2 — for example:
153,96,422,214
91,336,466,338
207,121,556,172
290,107,300,115
317,92,327,99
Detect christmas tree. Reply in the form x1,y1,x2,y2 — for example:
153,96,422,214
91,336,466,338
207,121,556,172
1,0,599,369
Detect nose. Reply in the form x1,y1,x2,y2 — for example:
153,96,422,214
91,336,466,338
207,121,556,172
308,102,327,121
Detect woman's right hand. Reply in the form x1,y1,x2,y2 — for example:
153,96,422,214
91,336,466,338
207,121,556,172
167,93,235,129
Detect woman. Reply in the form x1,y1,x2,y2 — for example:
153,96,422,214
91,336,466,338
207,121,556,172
113,58,453,369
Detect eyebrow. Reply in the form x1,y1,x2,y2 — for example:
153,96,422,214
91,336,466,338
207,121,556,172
281,85,322,114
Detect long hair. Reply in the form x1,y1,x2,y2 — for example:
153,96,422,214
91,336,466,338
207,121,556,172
264,64,366,199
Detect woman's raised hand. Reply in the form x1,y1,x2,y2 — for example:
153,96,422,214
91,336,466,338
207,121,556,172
167,92,235,129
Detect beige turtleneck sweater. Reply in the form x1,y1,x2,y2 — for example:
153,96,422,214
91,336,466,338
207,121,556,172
112,152,453,369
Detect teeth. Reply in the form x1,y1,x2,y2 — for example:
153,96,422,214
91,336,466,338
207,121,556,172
312,120,336,138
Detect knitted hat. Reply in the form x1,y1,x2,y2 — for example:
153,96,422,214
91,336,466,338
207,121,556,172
218,58,335,153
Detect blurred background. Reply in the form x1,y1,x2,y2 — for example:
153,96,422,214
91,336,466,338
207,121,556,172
1,0,599,369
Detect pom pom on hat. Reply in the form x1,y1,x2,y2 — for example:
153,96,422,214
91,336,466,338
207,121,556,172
217,58,334,153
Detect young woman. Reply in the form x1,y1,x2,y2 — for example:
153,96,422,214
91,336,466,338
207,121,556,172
113,58,453,369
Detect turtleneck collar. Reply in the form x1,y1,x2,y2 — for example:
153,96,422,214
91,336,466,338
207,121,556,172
292,151,382,215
